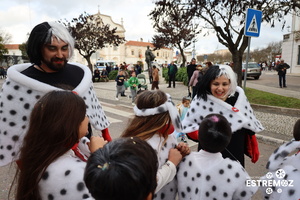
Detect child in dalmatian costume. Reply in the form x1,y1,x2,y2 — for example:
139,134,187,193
260,119,300,200
0,21,111,167
182,65,264,167
14,91,107,200
177,114,258,200
122,90,190,200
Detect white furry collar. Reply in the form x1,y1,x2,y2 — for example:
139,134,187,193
182,86,264,133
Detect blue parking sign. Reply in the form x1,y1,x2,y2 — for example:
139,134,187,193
244,8,262,37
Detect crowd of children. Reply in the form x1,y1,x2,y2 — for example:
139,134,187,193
7,71,299,200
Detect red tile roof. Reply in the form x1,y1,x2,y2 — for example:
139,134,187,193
125,41,154,47
4,44,20,49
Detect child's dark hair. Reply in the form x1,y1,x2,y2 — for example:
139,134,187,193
293,119,300,141
84,137,158,200
198,114,232,153
15,90,86,200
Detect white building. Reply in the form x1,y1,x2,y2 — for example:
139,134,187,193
72,11,173,68
281,11,300,73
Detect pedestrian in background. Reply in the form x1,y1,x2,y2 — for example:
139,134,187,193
188,65,203,99
151,65,159,90
115,70,126,100
127,71,139,105
167,61,178,88
276,59,290,88
186,58,197,96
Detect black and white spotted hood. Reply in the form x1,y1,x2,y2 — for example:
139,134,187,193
0,63,110,166
182,86,264,134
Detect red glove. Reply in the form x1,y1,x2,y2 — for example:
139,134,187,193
250,135,259,163
101,128,112,142
186,130,199,142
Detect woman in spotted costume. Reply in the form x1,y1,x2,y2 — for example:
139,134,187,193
177,114,257,200
13,91,107,200
0,22,111,166
122,90,190,200
260,120,300,199
182,65,264,166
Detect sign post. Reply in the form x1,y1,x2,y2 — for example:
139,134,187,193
243,8,262,89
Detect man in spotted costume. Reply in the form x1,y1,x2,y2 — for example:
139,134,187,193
0,22,111,166
177,114,257,200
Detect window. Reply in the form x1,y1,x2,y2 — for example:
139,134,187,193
131,50,134,56
297,45,300,65
157,52,159,57
113,45,118,51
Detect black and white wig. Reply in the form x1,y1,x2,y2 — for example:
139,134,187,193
196,65,237,101
26,21,75,65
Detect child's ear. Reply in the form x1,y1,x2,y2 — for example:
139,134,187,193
145,193,153,200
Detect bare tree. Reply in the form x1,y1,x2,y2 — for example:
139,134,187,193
149,1,200,67
61,12,125,71
153,0,300,85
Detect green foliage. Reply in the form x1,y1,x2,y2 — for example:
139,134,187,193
108,70,118,80
245,88,300,109
0,36,8,61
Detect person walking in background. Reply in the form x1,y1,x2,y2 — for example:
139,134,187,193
177,114,257,200
12,91,107,200
0,21,111,167
276,59,290,88
167,61,178,88
151,65,159,90
127,71,139,105
188,65,203,99
84,137,158,200
115,70,126,100
182,65,264,167
186,58,197,96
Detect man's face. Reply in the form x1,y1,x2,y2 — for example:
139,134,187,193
41,37,69,72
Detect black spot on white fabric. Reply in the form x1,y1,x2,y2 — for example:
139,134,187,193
9,110,17,115
48,193,54,200
60,189,67,195
42,171,49,180
65,170,71,176
12,135,19,141
77,182,85,191
7,95,13,100
83,194,90,199
288,189,295,196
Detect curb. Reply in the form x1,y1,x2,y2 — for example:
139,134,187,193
251,103,300,117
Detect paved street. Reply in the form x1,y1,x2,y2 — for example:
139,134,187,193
0,70,299,199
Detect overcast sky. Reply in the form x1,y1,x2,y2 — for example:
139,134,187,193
0,0,292,55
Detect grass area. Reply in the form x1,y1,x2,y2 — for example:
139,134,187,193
245,88,300,109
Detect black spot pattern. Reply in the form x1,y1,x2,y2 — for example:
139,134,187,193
177,151,257,199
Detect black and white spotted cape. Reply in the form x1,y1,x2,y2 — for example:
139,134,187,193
260,140,300,200
181,86,264,134
39,137,94,200
147,134,178,200
0,63,110,166
177,150,257,200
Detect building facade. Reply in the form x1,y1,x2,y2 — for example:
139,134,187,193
281,11,300,73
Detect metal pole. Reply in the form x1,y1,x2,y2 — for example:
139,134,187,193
243,37,251,90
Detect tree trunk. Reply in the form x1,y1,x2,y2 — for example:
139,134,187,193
178,47,186,67
84,55,93,73
231,51,243,87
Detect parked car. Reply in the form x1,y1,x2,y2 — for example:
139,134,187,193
242,62,262,80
